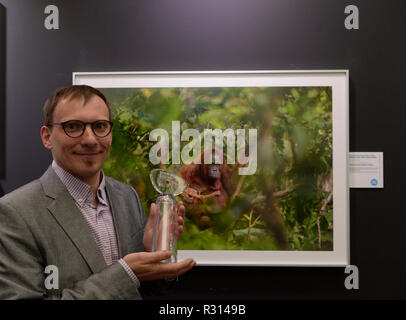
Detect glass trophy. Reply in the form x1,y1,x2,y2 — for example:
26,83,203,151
149,169,188,263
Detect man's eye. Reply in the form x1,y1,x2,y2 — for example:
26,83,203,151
95,122,107,129
66,123,81,131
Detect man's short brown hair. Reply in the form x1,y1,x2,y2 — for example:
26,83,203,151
43,85,111,125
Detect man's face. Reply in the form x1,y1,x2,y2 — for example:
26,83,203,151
41,94,112,182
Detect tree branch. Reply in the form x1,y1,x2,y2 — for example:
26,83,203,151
250,185,298,205
230,175,246,203
317,192,333,249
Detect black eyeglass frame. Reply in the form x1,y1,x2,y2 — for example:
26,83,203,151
46,120,114,138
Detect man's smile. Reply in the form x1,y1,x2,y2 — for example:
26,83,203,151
73,151,103,157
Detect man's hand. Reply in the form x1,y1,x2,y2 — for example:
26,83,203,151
123,251,196,281
143,201,186,252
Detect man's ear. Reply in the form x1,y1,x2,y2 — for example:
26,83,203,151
40,126,53,150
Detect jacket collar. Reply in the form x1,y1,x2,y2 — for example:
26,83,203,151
51,161,109,207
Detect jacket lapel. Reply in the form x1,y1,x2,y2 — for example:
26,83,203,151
104,180,129,257
40,167,107,273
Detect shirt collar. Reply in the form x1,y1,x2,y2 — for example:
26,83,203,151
97,174,108,206
52,161,107,206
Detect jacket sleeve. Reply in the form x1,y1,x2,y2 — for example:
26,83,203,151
60,262,142,300
0,201,142,300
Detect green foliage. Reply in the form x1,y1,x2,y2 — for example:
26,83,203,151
101,86,333,251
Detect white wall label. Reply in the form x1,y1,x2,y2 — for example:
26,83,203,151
349,152,383,188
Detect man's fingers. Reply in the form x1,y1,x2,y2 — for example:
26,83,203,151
144,203,156,229
172,259,196,277
177,202,185,218
132,254,196,281
144,250,172,263
175,258,196,275
159,258,196,278
175,225,184,239
149,203,156,219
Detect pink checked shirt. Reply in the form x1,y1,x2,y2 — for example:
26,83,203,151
52,161,140,288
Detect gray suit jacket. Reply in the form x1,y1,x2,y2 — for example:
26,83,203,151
0,166,148,299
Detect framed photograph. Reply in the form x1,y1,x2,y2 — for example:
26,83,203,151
73,70,349,266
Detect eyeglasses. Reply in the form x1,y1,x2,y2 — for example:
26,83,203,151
47,120,113,138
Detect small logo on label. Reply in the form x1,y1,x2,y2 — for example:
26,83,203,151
370,179,378,186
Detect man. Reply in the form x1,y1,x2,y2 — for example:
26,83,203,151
0,85,196,299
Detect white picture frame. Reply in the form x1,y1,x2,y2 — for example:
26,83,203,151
73,70,350,267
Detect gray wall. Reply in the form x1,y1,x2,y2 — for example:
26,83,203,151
1,0,406,299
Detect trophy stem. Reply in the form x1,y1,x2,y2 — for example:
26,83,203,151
149,169,187,263
152,193,178,263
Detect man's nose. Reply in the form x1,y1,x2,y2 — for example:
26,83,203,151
81,124,98,144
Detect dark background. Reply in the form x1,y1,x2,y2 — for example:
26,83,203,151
0,0,405,299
